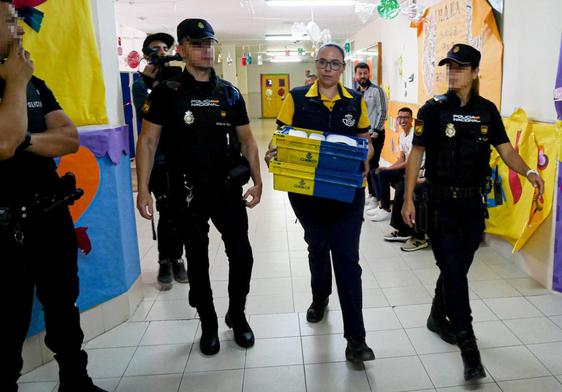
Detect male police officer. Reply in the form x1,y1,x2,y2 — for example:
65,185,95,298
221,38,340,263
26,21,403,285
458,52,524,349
136,19,262,356
0,1,106,390
132,32,188,289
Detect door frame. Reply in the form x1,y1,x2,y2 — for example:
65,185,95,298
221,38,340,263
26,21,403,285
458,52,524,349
260,73,291,118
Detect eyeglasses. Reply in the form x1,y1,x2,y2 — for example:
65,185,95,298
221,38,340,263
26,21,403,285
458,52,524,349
397,116,412,120
315,59,344,71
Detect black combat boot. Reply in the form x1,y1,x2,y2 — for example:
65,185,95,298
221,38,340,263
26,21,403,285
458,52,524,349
157,259,173,290
199,308,220,355
427,297,456,344
345,337,375,362
56,350,108,392
456,330,486,381
306,298,329,323
171,258,188,283
225,309,255,348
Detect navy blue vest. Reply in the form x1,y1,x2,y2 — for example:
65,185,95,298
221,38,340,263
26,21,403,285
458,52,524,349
290,84,364,136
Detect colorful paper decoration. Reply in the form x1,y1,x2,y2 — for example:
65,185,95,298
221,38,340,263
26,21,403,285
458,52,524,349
126,50,140,69
377,0,400,20
15,0,48,32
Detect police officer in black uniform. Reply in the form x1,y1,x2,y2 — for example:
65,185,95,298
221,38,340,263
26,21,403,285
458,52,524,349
0,2,106,390
402,44,544,381
132,32,188,290
136,19,262,356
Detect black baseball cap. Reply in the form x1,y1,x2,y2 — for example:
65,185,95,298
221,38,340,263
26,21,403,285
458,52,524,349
177,18,217,42
142,33,174,55
438,43,481,68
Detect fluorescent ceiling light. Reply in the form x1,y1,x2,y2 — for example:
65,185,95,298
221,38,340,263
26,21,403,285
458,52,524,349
267,0,355,6
265,34,309,41
270,57,303,63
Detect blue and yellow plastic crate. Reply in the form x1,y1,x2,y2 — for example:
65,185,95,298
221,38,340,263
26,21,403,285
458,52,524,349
270,126,368,202
272,126,369,172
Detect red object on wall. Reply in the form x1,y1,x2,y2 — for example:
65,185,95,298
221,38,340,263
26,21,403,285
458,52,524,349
127,50,141,69
278,88,285,97
13,0,46,7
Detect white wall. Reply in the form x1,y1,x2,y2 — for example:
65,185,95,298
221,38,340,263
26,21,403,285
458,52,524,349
500,0,562,121
351,13,420,104
90,0,124,126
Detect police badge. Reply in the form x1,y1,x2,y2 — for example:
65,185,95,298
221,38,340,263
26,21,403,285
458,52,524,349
184,110,194,125
445,123,456,138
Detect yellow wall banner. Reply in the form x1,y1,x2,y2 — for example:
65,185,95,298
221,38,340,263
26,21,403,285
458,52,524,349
22,0,108,126
486,109,561,251
416,0,503,108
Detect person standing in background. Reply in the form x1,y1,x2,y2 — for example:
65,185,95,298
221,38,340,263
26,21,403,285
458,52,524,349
354,62,387,211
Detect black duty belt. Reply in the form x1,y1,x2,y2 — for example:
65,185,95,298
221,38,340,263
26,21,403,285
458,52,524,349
429,184,482,199
0,172,83,245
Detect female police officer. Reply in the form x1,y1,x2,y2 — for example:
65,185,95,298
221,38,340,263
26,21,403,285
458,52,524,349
402,44,544,381
265,43,375,362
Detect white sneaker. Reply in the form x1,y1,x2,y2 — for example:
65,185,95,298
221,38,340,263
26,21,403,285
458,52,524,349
365,206,382,216
365,198,378,211
370,209,391,222
383,230,411,242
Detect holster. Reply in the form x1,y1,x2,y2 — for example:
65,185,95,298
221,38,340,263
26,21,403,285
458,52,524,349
226,155,251,189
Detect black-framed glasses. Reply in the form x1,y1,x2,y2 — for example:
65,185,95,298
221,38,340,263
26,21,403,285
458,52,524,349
315,59,344,71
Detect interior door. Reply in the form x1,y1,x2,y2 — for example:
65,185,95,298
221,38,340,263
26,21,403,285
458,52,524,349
261,74,290,118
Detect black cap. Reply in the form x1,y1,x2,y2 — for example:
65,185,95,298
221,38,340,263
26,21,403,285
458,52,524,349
438,43,481,68
177,18,217,42
142,33,174,55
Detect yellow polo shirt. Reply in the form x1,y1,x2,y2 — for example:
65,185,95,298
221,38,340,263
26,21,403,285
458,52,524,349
277,81,371,131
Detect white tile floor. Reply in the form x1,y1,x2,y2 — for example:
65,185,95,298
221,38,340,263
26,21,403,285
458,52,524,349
19,119,562,391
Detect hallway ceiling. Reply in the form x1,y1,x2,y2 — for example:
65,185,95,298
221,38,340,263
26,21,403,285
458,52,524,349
114,0,372,52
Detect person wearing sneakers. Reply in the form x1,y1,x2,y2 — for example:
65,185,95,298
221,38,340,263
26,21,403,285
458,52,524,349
368,107,415,222
384,177,429,252
402,43,544,382
137,19,262,356
354,62,386,211
265,43,376,363
132,32,188,290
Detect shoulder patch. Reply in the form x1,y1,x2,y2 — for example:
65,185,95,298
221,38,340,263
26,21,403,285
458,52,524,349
433,94,448,104
415,122,424,136
141,102,151,114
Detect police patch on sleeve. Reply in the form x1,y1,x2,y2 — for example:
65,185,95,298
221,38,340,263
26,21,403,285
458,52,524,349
415,123,424,136
141,102,151,114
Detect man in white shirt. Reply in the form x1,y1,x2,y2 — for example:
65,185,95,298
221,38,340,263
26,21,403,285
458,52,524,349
367,107,414,221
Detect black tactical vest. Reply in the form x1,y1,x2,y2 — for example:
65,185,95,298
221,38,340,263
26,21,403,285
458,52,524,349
291,84,363,136
161,72,242,197
426,94,492,187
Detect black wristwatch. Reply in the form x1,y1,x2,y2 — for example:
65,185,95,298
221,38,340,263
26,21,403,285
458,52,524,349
16,131,32,153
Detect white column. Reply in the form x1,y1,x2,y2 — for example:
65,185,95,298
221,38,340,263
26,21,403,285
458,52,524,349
90,0,124,126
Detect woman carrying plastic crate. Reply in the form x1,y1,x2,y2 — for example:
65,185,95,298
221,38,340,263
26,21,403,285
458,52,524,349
265,43,376,363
